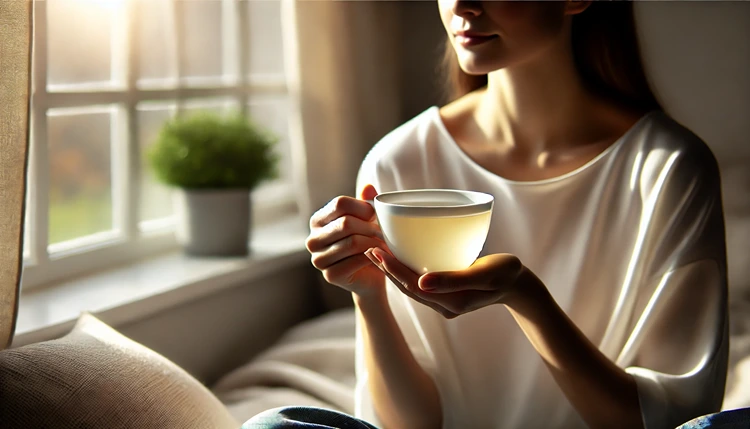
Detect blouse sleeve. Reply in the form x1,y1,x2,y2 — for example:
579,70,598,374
624,143,729,429
626,260,728,429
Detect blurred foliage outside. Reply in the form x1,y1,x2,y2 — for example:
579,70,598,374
49,194,112,244
48,111,112,244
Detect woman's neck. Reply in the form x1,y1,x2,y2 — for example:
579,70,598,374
477,39,606,153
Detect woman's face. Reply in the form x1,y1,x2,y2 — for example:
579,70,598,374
438,1,571,75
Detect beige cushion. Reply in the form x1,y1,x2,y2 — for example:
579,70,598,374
0,313,239,429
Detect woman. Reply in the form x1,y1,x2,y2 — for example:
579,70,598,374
249,1,729,428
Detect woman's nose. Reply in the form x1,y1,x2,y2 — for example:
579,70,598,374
451,0,482,18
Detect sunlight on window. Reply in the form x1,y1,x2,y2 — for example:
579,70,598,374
47,107,115,245
247,0,285,77
181,0,224,79
137,103,177,224
136,0,175,85
47,0,126,88
248,97,292,186
24,0,292,288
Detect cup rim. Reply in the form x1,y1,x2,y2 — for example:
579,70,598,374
374,189,494,217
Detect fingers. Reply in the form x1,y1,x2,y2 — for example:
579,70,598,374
359,184,378,202
371,248,419,292
364,249,520,318
309,183,378,229
320,254,375,286
311,235,385,270
306,215,383,252
310,196,376,229
365,248,458,319
418,254,523,294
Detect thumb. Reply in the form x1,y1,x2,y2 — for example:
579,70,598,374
359,184,378,201
418,254,523,293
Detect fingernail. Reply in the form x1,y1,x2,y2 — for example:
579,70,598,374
371,248,385,265
419,275,438,291
419,282,434,291
364,249,379,266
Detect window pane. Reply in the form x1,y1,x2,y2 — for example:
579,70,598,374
137,104,176,223
136,0,175,84
247,0,285,76
48,108,114,244
182,98,241,115
47,0,125,87
248,96,291,182
181,0,224,79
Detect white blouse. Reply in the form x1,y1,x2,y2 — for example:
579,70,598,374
353,107,728,429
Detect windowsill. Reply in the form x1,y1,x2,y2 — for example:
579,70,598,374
13,214,310,346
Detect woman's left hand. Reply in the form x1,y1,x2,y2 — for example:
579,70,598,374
364,247,530,318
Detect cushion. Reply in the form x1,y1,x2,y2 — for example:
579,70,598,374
0,313,239,429
213,308,357,423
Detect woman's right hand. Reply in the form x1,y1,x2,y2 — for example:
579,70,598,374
305,184,389,298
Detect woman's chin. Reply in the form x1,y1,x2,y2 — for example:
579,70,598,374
456,54,506,76
459,62,502,76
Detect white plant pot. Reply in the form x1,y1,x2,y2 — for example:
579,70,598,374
173,189,251,256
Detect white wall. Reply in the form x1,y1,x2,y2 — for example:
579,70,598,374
117,262,323,385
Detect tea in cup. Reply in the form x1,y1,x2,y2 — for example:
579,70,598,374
373,189,494,274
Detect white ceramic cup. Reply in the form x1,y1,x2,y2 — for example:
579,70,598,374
373,189,494,274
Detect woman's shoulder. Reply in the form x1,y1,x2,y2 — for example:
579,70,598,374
362,92,482,171
357,106,445,188
370,106,444,159
640,112,713,155
635,111,720,180
624,111,722,205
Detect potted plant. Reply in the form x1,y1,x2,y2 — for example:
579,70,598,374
147,111,279,256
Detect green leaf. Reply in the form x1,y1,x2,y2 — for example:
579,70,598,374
146,110,280,189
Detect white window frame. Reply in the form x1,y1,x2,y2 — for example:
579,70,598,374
22,0,297,291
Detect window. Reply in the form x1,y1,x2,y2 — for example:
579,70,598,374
23,0,296,290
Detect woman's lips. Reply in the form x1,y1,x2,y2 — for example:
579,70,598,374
454,33,498,47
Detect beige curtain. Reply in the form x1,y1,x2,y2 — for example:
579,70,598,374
282,0,404,219
0,1,32,350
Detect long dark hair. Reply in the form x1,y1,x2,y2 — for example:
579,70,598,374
441,1,662,112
